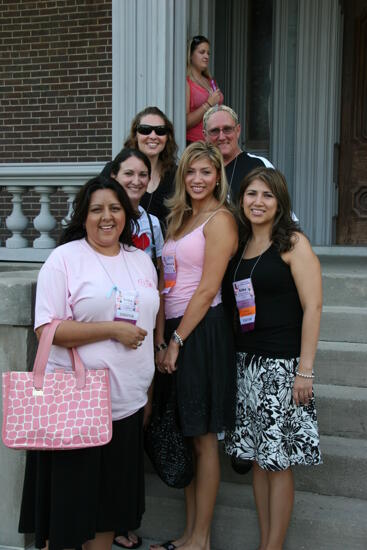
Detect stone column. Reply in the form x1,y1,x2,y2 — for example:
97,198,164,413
292,0,343,244
187,0,215,48
271,0,299,196
112,0,187,156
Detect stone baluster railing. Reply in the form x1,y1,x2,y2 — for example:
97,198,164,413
0,163,105,262
5,186,29,249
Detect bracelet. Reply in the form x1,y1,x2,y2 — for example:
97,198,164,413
295,370,315,379
171,330,184,347
154,342,168,352
204,101,211,110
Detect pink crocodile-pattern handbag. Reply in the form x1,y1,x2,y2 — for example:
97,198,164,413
2,320,112,450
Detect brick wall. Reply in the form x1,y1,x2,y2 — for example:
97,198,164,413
0,0,112,246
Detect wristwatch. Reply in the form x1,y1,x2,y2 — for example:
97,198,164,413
154,342,168,352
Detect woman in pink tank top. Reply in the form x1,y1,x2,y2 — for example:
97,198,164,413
186,36,223,144
152,142,238,550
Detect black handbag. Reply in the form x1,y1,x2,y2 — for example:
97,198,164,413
144,372,194,489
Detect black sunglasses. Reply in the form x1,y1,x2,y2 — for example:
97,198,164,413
136,124,168,136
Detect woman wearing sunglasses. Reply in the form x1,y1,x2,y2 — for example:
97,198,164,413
124,106,178,230
186,35,223,144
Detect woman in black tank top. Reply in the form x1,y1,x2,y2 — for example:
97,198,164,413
224,167,322,550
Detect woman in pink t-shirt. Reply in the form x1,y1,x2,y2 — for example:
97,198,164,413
186,36,223,144
152,142,238,550
18,177,159,550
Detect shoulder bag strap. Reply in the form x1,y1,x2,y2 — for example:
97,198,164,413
147,212,158,270
33,320,86,390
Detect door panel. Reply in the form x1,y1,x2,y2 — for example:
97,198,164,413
337,0,367,243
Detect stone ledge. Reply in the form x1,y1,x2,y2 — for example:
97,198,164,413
0,271,38,325
313,245,367,256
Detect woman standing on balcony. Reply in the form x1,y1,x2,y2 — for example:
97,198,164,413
152,141,237,550
224,167,322,550
186,35,223,144
18,176,159,550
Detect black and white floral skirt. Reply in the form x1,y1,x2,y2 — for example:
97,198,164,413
225,352,322,471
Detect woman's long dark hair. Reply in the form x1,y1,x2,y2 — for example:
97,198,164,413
237,167,302,253
58,176,139,247
124,106,178,176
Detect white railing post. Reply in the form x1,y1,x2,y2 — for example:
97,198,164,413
0,162,104,261
61,185,81,227
5,186,28,248
32,186,57,249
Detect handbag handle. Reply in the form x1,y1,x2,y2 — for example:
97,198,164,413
33,319,86,390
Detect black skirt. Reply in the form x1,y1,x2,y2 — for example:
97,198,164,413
165,303,236,437
19,409,145,550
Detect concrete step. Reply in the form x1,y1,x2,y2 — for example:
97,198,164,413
320,306,367,343
322,271,367,307
141,473,367,550
315,383,367,439
219,435,367,500
315,341,367,387
314,246,367,272
26,541,159,550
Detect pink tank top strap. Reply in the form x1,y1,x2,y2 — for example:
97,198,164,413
201,208,231,229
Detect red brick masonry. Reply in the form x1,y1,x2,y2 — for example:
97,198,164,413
0,0,112,245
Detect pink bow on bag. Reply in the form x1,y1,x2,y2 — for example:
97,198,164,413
2,320,112,450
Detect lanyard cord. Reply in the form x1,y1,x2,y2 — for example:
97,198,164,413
87,243,136,296
121,246,136,290
233,240,271,282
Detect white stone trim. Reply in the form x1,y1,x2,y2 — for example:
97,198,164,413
293,0,343,245
271,0,293,173
187,0,215,53
0,248,52,262
0,163,105,187
112,0,187,157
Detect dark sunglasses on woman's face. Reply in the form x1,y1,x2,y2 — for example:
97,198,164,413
137,124,168,136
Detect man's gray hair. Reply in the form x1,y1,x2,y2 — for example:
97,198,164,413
203,104,239,132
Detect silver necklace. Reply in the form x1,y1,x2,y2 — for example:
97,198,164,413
145,190,154,213
227,151,242,193
191,74,211,91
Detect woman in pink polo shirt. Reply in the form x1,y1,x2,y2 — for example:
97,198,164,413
18,177,160,550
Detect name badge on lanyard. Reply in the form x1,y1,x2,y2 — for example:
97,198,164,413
162,254,177,294
114,289,139,324
233,278,256,332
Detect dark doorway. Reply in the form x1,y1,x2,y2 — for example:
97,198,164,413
337,0,367,244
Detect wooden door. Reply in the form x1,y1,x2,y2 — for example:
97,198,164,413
337,0,367,244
